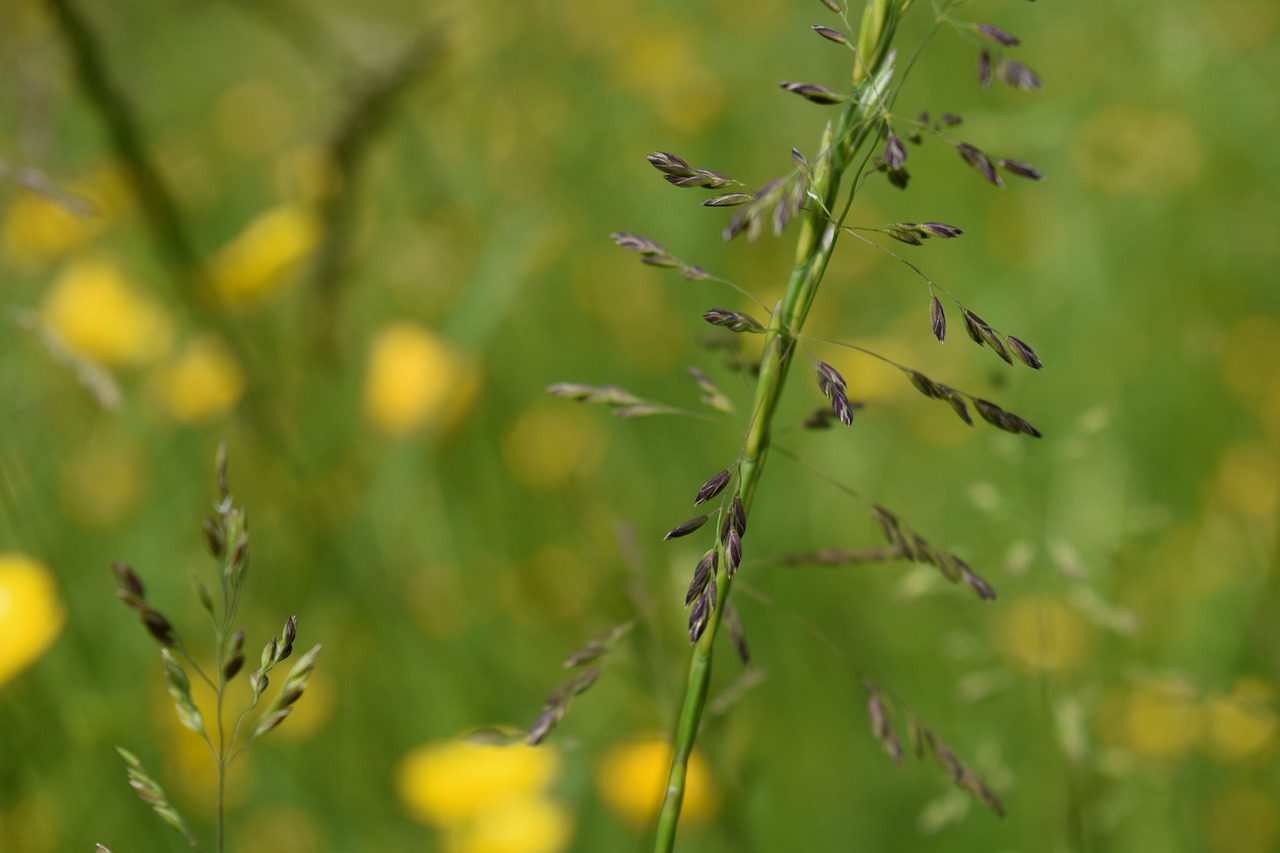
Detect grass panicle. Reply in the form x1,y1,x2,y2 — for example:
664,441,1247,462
533,0,1048,847
103,447,320,853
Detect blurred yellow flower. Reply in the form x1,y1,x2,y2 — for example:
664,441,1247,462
40,257,172,367
0,554,66,686
1203,678,1277,763
1204,787,1280,853
363,323,480,438
502,403,605,491
619,30,725,134
442,796,572,853
151,335,245,423
1212,442,1279,521
208,205,319,305
396,737,561,827
991,594,1092,674
57,434,148,529
3,168,126,267
596,735,718,829
3,191,100,265
1101,680,1204,760
232,806,319,853
1073,105,1203,194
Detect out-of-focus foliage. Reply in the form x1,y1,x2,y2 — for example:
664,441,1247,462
1,0,1277,851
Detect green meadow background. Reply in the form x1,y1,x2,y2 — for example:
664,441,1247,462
2,0,1278,850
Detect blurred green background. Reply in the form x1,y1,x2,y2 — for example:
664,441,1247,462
2,0,1278,850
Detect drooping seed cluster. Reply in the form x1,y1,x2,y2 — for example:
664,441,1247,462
867,503,998,600
528,621,635,745
674,469,750,644
973,21,1041,93
813,361,856,427
863,679,1005,817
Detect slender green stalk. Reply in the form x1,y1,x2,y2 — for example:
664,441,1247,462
43,0,204,289
653,3,909,849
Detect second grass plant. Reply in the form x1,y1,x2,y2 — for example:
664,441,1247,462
542,0,1048,848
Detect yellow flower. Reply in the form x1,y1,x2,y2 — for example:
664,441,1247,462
991,594,1092,674
207,205,319,305
442,797,572,853
151,336,245,423
1203,678,1277,763
596,735,718,830
1205,786,1280,853
231,806,319,853
1099,679,1204,761
502,403,605,491
2,167,126,267
363,323,480,438
57,434,148,529
0,555,66,686
396,737,561,828
1212,442,1280,520
40,257,172,367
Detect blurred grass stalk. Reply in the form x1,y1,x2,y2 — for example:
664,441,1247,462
654,1,918,848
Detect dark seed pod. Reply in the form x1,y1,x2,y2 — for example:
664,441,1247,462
694,468,732,505
998,158,1045,181
223,653,245,681
610,232,666,254
142,609,178,648
812,25,848,44
977,50,993,88
528,706,563,746
725,529,743,577
647,151,694,177
998,58,1042,91
202,516,225,558
906,370,938,398
975,23,1020,46
1006,336,1043,369
961,308,988,345
815,362,847,393
884,132,906,170
830,388,855,426
731,496,747,538
955,142,1003,187
665,514,711,540
111,561,146,601
688,593,711,643
779,81,846,105
886,226,922,246
930,295,946,342
920,222,963,238
702,193,752,207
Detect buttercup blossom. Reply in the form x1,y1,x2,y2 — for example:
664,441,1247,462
396,735,571,853
207,204,320,305
151,336,245,423
0,554,66,687
41,257,172,367
596,735,718,829
363,323,480,438
2,167,125,266
991,594,1092,674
